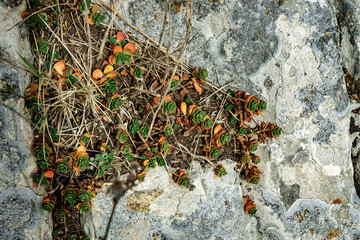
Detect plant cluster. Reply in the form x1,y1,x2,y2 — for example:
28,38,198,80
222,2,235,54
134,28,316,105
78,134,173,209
15,0,282,237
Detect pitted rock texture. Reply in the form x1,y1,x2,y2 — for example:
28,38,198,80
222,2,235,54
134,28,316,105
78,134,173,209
0,1,51,239
82,0,360,239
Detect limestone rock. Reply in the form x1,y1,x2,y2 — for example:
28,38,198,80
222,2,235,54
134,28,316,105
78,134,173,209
82,0,360,239
0,1,51,239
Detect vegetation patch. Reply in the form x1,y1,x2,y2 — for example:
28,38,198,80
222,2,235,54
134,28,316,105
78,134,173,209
1,0,282,238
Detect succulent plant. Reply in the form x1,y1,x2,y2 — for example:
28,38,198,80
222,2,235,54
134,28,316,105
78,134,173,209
157,156,166,166
238,127,247,135
191,109,206,124
249,176,260,184
230,117,238,125
115,52,132,65
185,97,192,104
100,78,117,95
164,125,172,136
247,141,258,152
34,144,51,161
80,133,91,146
219,133,230,145
133,66,144,78
270,126,282,137
41,198,56,212
248,207,257,215
56,161,68,173
56,208,69,219
50,128,59,142
117,131,127,143
147,159,157,168
225,102,234,111
173,123,180,130
241,155,250,163
77,202,90,213
137,171,146,182
170,78,179,89
90,12,104,26
109,95,122,110
195,67,208,82
252,156,261,164
76,154,89,171
78,189,95,202
161,141,171,154
246,99,259,112
174,171,190,187
257,100,267,111
32,174,49,187
61,188,78,206
204,118,213,129
162,100,176,114
37,160,49,170
140,125,149,137
129,120,140,134
78,0,91,12
243,195,257,215
210,148,220,158
215,164,227,177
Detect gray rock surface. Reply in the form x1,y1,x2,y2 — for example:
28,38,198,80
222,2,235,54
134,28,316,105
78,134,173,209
82,0,360,239
0,2,52,239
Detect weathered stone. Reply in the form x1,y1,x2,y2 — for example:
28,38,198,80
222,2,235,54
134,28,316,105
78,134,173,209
81,0,360,239
0,1,51,239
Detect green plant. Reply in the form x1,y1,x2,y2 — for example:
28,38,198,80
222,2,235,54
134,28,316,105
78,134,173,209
151,146,158,153
270,126,282,137
252,155,261,164
173,123,180,130
76,155,89,171
225,102,234,111
32,174,49,187
164,125,172,136
25,12,49,29
109,95,122,110
133,66,144,78
129,119,140,134
215,164,227,177
258,100,267,111
90,12,104,26
194,67,208,82
68,235,79,240
162,100,176,114
56,161,68,173
124,153,133,161
117,131,127,143
210,148,220,158
230,117,237,125
56,208,69,218
36,39,48,53
78,189,94,202
241,155,250,163
157,156,166,166
238,127,247,135
109,36,116,44
174,172,190,187
219,133,230,145
34,144,51,161
61,188,78,206
147,159,157,168
247,141,258,152
116,52,132,65
185,97,192,104
91,151,114,177
77,202,90,213
246,99,258,112
41,198,56,212
100,78,117,94
78,0,91,12
50,128,59,141
161,141,171,154
171,79,179,89
191,109,206,124
65,74,80,86
204,119,213,129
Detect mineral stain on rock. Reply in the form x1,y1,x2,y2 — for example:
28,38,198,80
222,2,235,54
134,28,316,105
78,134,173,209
127,189,164,211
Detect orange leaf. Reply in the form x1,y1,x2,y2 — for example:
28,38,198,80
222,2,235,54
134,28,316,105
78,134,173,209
173,75,180,81
21,11,30,19
189,104,196,114
103,65,114,74
214,125,222,135
92,6,100,13
113,46,123,54
56,158,63,163
193,82,202,94
121,69,128,76
54,61,66,76
44,171,54,178
99,76,107,85
165,95,172,102
143,160,150,166
106,72,117,78
180,102,187,115
123,43,136,55
112,94,120,99
130,68,134,76
158,137,166,144
108,55,116,65
100,143,107,151
116,32,127,43
92,69,103,79
152,96,159,106
183,72,190,80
